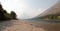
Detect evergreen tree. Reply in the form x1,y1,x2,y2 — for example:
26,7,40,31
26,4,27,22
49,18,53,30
0,3,4,20
0,3,17,20
11,11,17,19
3,10,7,13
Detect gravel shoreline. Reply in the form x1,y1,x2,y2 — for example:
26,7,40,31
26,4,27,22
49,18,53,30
0,20,60,31
0,20,45,31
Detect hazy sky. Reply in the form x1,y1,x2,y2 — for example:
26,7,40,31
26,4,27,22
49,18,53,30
0,0,58,19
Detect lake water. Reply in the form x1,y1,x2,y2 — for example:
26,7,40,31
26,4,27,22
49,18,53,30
23,19,60,25
22,19,60,31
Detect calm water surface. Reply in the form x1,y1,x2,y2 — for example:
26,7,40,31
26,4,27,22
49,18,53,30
23,19,60,25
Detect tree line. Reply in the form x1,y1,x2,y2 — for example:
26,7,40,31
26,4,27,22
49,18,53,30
0,3,17,20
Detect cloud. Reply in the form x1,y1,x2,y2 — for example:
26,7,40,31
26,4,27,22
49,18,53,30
0,0,46,19
21,8,46,19
0,0,29,19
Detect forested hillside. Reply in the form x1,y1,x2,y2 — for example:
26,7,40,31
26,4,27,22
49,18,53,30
0,3,17,20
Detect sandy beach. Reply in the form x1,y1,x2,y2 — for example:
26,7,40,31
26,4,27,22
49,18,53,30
0,20,60,31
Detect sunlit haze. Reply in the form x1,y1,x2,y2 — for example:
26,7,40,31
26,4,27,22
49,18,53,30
0,0,58,19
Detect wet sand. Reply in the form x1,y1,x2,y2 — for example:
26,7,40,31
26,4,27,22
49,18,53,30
0,20,60,31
